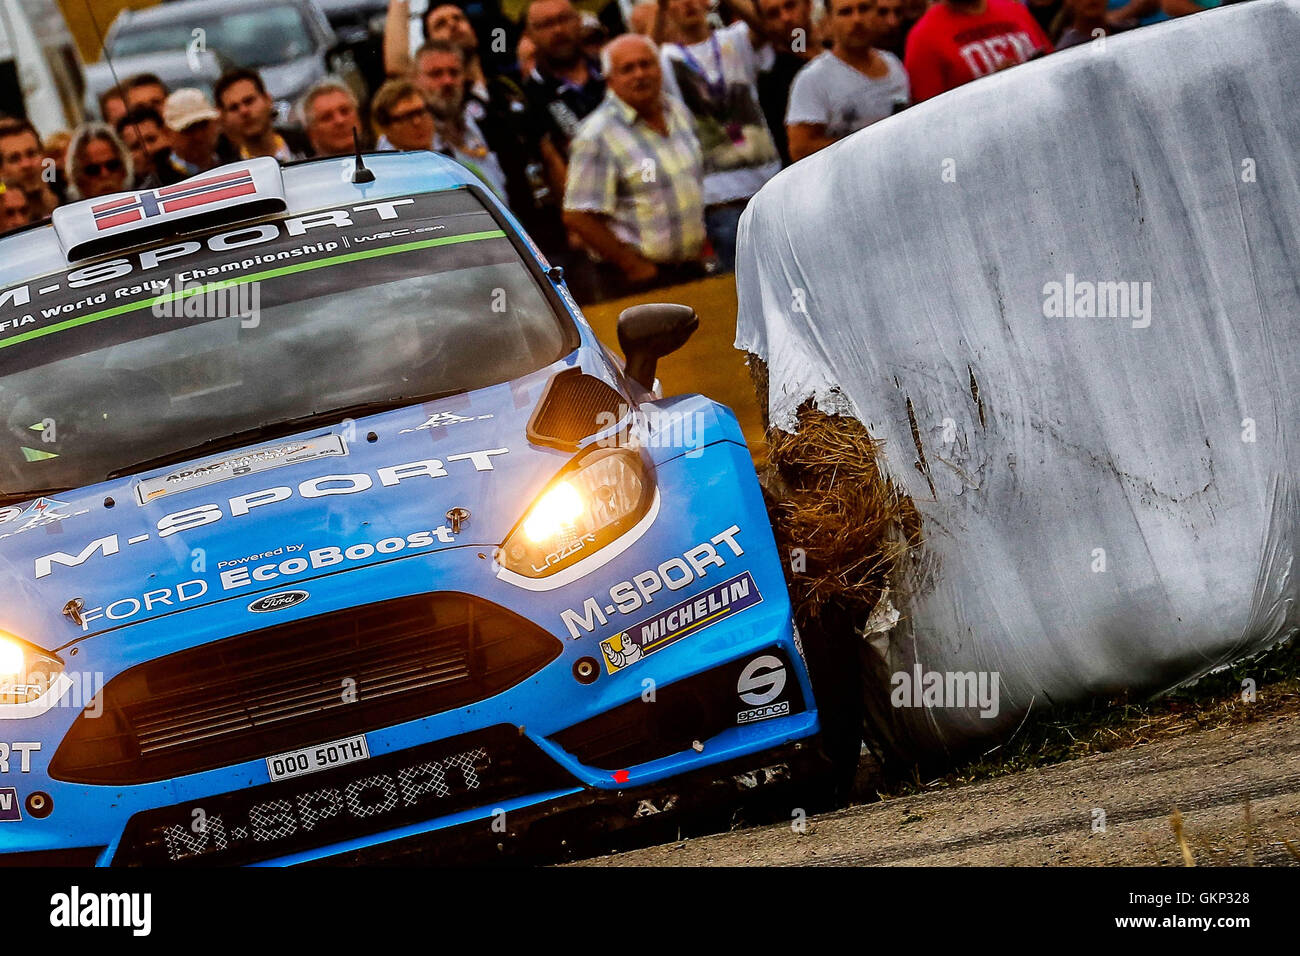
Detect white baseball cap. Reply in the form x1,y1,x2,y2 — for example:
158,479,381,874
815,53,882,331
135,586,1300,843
163,88,220,132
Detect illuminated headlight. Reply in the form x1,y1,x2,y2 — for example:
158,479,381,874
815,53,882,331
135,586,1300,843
500,449,653,578
0,632,64,707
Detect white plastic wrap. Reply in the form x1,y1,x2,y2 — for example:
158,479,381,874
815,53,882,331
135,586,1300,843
736,1,1300,752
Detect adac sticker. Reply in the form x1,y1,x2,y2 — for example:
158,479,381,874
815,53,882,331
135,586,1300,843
0,787,21,821
600,571,762,673
134,434,347,505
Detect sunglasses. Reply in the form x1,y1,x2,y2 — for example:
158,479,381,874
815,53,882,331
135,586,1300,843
83,158,124,177
388,105,433,125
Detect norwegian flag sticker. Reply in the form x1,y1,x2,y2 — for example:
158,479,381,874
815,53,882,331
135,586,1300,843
92,169,258,231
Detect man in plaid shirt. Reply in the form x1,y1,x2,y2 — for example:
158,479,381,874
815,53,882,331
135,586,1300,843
563,34,708,298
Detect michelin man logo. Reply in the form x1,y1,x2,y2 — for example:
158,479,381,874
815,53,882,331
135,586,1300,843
601,632,642,670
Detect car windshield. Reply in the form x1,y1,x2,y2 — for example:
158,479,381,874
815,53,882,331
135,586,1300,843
0,188,572,500
110,6,316,69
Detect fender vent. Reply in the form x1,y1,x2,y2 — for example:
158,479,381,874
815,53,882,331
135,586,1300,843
526,368,627,451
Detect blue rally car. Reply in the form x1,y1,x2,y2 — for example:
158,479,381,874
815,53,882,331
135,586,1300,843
0,153,828,865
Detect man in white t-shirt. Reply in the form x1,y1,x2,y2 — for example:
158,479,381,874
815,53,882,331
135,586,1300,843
786,0,910,162
654,0,781,271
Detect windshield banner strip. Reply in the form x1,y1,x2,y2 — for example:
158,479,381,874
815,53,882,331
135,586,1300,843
0,230,507,352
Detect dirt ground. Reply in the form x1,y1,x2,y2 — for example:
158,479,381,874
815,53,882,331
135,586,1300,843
572,700,1300,867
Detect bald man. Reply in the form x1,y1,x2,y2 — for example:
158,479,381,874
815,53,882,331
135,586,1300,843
563,34,706,298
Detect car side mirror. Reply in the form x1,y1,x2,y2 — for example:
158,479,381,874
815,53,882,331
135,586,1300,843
617,303,698,391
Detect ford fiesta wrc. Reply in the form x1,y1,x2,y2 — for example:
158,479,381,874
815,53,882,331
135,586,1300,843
0,152,837,866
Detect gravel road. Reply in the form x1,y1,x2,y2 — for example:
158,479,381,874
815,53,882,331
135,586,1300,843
573,705,1300,866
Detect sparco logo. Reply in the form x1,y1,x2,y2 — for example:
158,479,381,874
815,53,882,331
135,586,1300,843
248,590,309,613
737,655,786,706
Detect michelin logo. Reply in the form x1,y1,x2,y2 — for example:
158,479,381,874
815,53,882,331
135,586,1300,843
601,571,763,673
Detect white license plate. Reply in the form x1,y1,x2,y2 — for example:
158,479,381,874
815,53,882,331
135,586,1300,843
266,734,370,782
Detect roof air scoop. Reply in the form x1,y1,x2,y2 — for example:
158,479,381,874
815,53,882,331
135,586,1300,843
52,156,288,263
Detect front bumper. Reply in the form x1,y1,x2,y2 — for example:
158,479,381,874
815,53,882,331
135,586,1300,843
3,635,817,867
0,439,820,866
306,736,826,866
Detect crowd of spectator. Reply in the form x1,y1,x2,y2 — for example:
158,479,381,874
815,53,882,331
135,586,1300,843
0,0,1238,301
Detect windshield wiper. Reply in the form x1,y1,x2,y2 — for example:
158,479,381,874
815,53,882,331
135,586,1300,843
106,392,467,482
0,488,75,509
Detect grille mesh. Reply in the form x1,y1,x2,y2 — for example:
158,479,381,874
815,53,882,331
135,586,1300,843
51,593,562,785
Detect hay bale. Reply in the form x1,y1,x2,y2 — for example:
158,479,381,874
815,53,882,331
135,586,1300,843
748,354,926,776
749,355,920,624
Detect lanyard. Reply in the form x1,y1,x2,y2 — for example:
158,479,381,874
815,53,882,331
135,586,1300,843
676,33,727,103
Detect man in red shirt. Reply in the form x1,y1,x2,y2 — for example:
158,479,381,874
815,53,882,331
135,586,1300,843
904,0,1053,102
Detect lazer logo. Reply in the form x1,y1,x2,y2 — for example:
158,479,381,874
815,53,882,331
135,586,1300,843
533,531,596,575
560,525,744,639
34,448,508,580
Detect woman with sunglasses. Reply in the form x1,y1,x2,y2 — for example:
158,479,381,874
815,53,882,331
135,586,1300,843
65,123,135,201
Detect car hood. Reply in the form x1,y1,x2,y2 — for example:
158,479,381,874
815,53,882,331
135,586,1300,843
0,355,630,650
